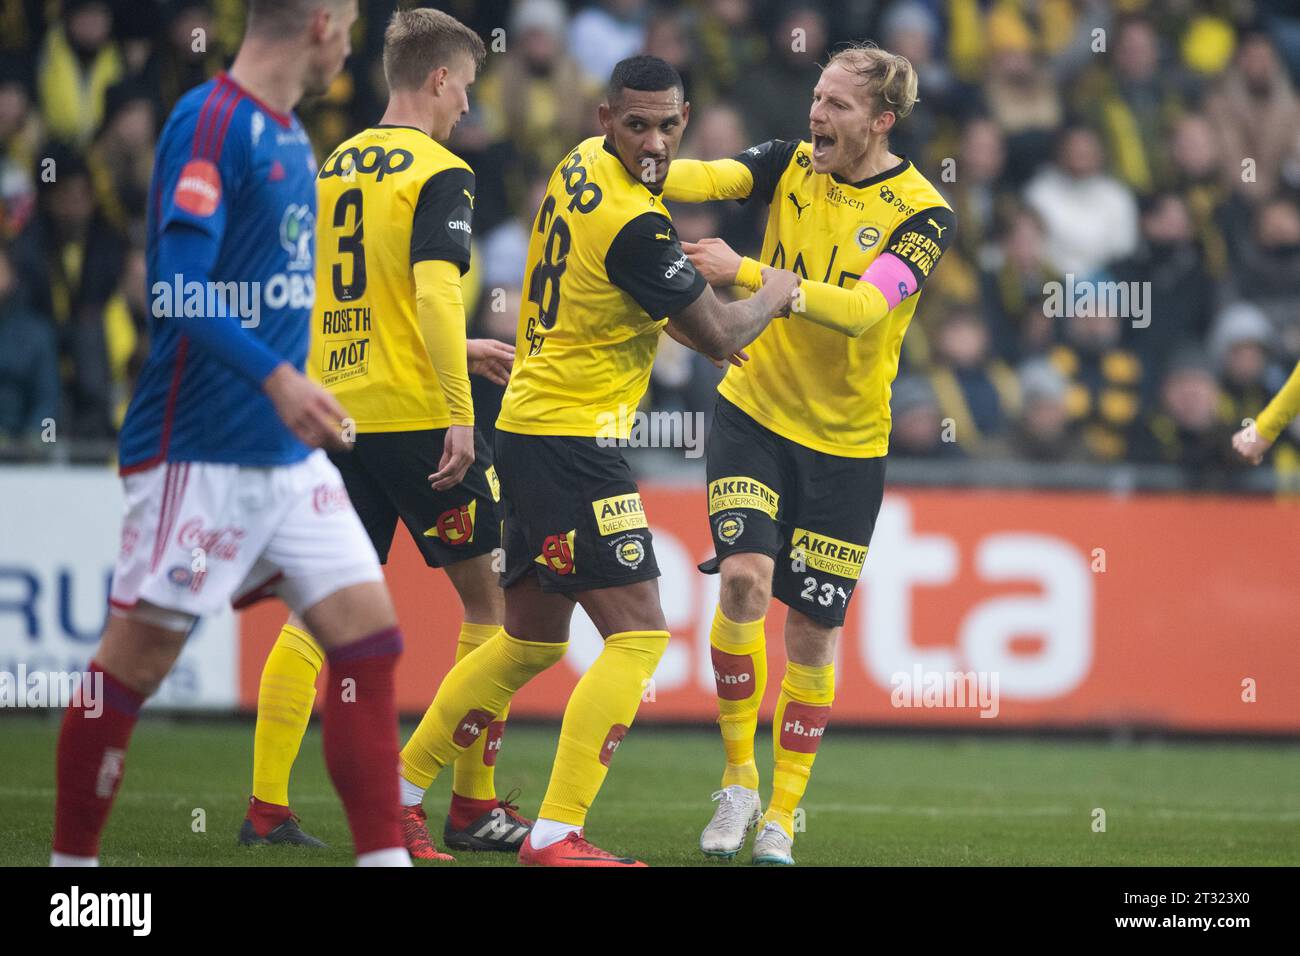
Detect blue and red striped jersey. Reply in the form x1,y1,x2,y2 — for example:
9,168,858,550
119,73,319,471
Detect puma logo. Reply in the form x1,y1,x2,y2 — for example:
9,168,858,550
654,230,673,241
463,188,475,209
928,217,946,237
788,192,809,219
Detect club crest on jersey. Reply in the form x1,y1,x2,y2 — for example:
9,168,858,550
715,512,745,544
856,225,881,251
535,529,576,575
611,534,646,569
173,159,221,217
795,150,811,168
280,204,314,271
425,500,477,546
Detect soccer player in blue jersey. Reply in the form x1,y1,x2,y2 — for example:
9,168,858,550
50,0,413,868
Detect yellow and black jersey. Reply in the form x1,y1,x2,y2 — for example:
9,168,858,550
311,125,475,432
496,136,707,438
668,139,955,457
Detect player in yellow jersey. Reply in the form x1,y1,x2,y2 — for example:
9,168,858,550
1232,360,1300,464
391,55,799,867
236,10,531,860
658,44,956,864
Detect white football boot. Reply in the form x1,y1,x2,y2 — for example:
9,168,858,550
699,786,762,859
751,820,795,866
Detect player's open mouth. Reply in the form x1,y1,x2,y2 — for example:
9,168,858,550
812,132,835,158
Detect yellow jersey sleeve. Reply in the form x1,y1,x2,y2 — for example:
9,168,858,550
1257,360,1300,442
413,259,473,426
663,157,755,203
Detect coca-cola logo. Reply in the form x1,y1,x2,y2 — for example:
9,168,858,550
176,519,246,561
312,483,350,515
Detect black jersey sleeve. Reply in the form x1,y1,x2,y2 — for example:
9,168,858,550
730,140,801,204
883,206,957,290
604,212,707,319
410,166,475,273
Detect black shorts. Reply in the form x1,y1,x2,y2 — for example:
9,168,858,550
328,428,501,568
700,396,886,626
494,430,660,594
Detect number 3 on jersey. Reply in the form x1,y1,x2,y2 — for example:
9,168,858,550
332,188,366,301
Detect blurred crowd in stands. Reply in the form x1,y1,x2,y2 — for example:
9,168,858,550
2,0,1300,489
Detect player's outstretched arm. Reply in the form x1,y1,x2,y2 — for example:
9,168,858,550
663,157,755,203
735,205,957,339
1234,359,1300,465
669,270,798,361
663,139,796,205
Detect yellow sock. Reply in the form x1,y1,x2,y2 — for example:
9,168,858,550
252,624,323,806
401,631,565,789
538,630,669,827
450,622,509,801
766,661,834,838
709,606,766,790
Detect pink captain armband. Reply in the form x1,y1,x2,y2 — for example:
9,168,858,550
860,253,917,309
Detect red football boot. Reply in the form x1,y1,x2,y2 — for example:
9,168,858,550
517,830,646,867
400,805,455,861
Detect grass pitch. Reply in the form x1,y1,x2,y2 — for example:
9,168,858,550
1,716,1295,866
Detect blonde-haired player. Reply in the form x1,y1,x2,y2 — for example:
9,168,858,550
663,44,956,864
239,9,535,860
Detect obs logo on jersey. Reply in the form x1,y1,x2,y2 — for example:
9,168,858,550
856,225,881,251
611,534,646,569
425,500,477,546
280,204,314,271
319,145,415,182
715,512,745,544
536,529,576,575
